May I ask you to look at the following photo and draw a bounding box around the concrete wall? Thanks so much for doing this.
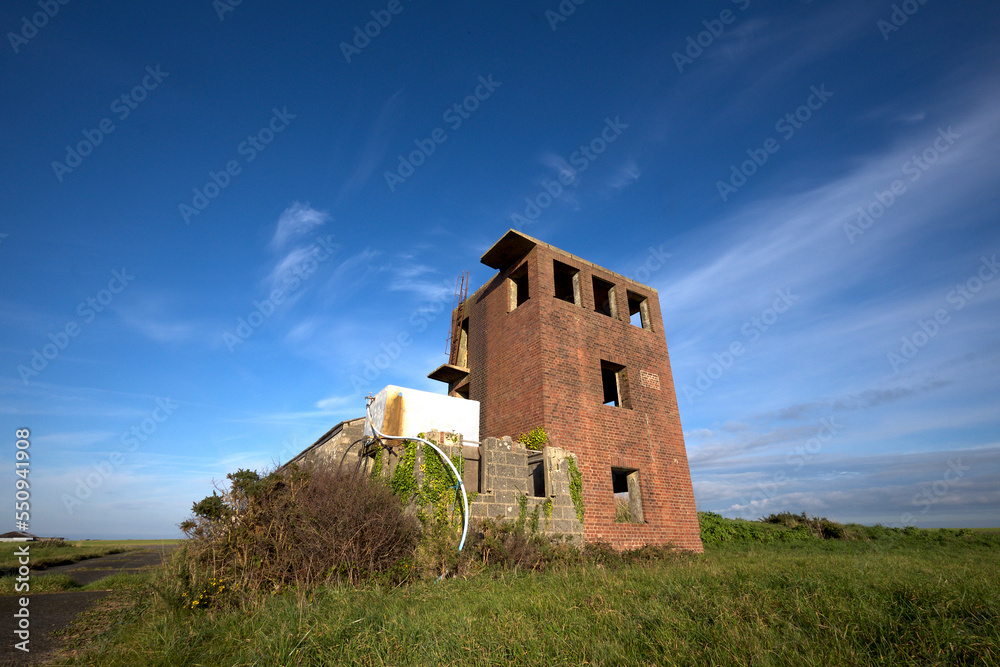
[365,429,584,542]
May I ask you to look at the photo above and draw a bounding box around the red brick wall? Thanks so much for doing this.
[455,243,702,553]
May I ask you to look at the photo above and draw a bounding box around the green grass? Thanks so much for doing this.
[67,540,182,548]
[0,542,135,574]
[0,571,155,596]
[56,531,1000,666]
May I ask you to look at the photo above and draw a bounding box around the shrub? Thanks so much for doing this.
[465,517,546,572]
[34,538,67,548]
[172,467,419,604]
[516,427,548,451]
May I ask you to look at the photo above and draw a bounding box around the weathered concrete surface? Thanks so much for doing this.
[0,591,112,666]
[32,547,172,585]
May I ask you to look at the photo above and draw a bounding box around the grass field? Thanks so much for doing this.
[0,539,180,583]
[67,539,181,548]
[49,524,999,666]
[0,542,129,574]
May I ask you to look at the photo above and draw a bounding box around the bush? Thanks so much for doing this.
[465,517,546,572]
[516,427,548,451]
[172,467,419,604]
[699,512,777,544]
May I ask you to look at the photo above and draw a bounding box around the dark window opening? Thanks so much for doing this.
[463,445,481,493]
[553,260,581,306]
[612,468,644,524]
[601,360,630,408]
[527,455,546,498]
[627,291,651,330]
[593,276,617,318]
[508,264,529,311]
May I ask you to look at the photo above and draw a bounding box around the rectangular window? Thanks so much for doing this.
[526,450,545,498]
[600,360,630,408]
[463,445,481,493]
[593,276,617,318]
[627,291,651,330]
[612,468,644,524]
[508,264,529,311]
[553,260,581,306]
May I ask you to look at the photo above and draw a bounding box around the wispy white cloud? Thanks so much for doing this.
[336,89,404,200]
[387,261,452,301]
[604,160,641,193]
[270,202,330,250]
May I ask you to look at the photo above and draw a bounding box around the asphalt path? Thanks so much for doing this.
[0,546,175,666]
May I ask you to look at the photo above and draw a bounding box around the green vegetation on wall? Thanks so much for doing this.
[370,445,385,481]
[418,443,464,523]
[567,456,584,524]
[390,440,418,501]
[517,426,548,451]
[384,438,466,526]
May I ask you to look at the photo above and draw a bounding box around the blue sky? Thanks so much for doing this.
[2,1,998,538]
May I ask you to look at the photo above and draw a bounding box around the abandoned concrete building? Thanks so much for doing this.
[285,230,703,553]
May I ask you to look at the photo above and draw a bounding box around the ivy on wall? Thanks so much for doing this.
[380,437,467,526]
[567,456,585,524]
[390,440,418,501]
[370,445,385,481]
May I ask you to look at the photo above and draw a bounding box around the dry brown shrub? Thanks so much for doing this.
[179,467,418,596]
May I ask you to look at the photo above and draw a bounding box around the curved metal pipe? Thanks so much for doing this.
[365,400,470,552]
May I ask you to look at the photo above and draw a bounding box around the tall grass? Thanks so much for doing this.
[58,521,999,666]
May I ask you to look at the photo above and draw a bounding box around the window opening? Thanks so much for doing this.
[553,260,581,306]
[508,264,529,311]
[612,468,644,523]
[593,276,617,318]
[600,360,630,408]
[627,291,651,330]
[527,451,546,498]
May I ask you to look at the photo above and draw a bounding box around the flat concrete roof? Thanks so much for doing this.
[478,229,659,293]
[480,229,538,269]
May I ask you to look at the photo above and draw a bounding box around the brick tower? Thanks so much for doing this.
[429,230,702,552]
